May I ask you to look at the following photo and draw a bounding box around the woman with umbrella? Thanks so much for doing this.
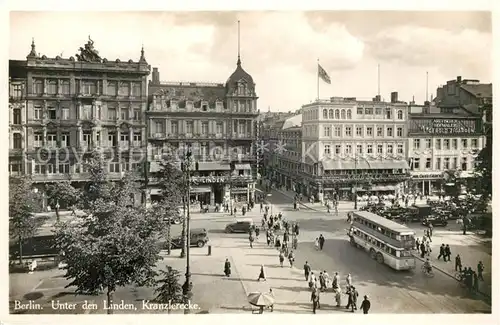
[224,258,231,277]
[257,264,267,281]
[247,290,274,314]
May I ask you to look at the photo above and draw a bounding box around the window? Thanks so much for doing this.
[133,109,141,121]
[108,133,116,146]
[341,110,346,119]
[413,139,420,149]
[436,139,441,150]
[425,158,431,169]
[452,157,458,169]
[397,144,403,154]
[329,109,334,119]
[345,145,352,154]
[357,144,363,154]
[323,109,328,119]
[436,158,441,170]
[216,122,223,134]
[444,139,450,150]
[323,126,331,137]
[334,126,341,137]
[365,107,373,115]
[461,157,468,170]
[47,80,57,95]
[387,144,393,154]
[335,145,341,154]
[376,127,383,137]
[132,83,141,96]
[375,108,382,115]
[385,108,392,119]
[356,126,363,137]
[425,139,431,149]
[452,139,458,150]
[118,82,130,96]
[367,127,373,136]
[34,134,42,148]
[387,127,393,137]
[413,158,420,170]
[172,121,179,134]
[120,108,129,120]
[34,106,42,120]
[335,110,340,119]
[109,162,120,173]
[83,133,91,147]
[13,133,22,149]
[48,107,56,120]
[357,107,363,115]
[61,107,69,120]
[47,164,57,174]
[471,139,478,148]
[377,144,383,154]
[187,121,194,134]
[9,161,22,175]
[443,157,450,170]
[82,81,97,95]
[107,81,117,96]
[120,134,129,147]
[61,80,70,94]
[461,139,468,149]
[397,110,403,120]
[12,108,22,124]
[155,121,164,133]
[34,163,46,174]
[34,79,43,94]
[133,133,142,146]
[202,122,209,135]
[396,127,403,137]
[11,84,23,99]
[347,109,352,119]
[367,144,373,154]
[324,145,331,155]
[108,107,116,120]
[345,127,352,137]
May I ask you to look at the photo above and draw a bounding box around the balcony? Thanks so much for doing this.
[149,133,166,140]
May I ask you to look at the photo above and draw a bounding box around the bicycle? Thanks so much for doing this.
[421,264,435,277]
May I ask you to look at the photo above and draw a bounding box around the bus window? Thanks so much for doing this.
[401,251,411,257]
[395,250,400,257]
[391,248,397,256]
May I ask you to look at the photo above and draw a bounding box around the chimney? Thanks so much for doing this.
[457,76,462,83]
[390,91,398,103]
[373,95,381,102]
[152,67,160,84]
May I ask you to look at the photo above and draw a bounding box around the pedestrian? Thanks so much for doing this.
[260,202,263,213]
[308,272,316,288]
[437,244,445,260]
[346,273,352,287]
[420,242,426,258]
[465,267,473,292]
[311,287,320,313]
[350,286,359,312]
[425,241,431,257]
[279,251,285,267]
[266,231,271,246]
[255,227,260,239]
[473,271,479,292]
[288,250,295,267]
[319,272,326,291]
[333,272,339,289]
[428,223,433,237]
[455,254,462,272]
[314,238,320,250]
[360,295,371,314]
[295,223,300,236]
[283,231,289,244]
[249,233,254,248]
[444,244,451,262]
[477,261,484,281]
[275,237,281,250]
[345,286,354,311]
[415,238,420,251]
[257,265,266,281]
[224,258,231,277]
[292,236,298,250]
[304,261,311,281]
[334,287,342,307]
[318,234,325,250]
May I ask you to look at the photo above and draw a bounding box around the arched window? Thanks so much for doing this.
[329,109,334,119]
[347,109,352,119]
[323,109,328,119]
[397,110,403,120]
[341,109,346,119]
[335,109,340,119]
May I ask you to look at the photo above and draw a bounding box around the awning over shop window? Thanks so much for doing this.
[190,185,212,193]
[235,163,252,170]
[371,185,397,191]
[322,159,409,170]
[198,162,230,171]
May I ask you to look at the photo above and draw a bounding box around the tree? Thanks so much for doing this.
[9,176,44,264]
[154,265,183,313]
[45,181,82,222]
[55,151,166,313]
[473,141,492,201]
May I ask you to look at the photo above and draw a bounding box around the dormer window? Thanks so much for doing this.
[201,101,208,112]
[186,100,193,110]
[238,82,246,95]
[170,99,178,109]
[215,101,223,111]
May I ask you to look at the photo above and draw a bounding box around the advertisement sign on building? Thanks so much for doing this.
[409,118,481,135]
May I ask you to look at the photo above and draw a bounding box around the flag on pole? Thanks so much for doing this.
[318,64,331,84]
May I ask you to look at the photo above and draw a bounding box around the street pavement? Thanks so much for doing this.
[9,190,492,314]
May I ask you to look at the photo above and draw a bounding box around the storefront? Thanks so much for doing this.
[409,171,444,196]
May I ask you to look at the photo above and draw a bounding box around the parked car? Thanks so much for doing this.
[422,215,448,227]
[170,228,209,248]
[225,219,254,233]
[162,207,184,224]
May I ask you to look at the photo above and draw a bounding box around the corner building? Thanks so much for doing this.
[301,94,410,201]
[8,39,150,204]
[147,57,259,206]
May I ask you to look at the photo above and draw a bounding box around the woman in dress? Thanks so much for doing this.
[314,238,320,250]
[257,265,267,281]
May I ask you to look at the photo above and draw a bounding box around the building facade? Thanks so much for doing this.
[146,57,259,206]
[300,94,410,201]
[8,38,150,203]
[274,124,302,192]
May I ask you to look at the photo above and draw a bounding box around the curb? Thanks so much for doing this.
[412,253,491,300]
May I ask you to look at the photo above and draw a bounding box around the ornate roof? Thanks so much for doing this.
[226,56,255,93]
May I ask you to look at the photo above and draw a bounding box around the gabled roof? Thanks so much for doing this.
[460,83,492,98]
[282,114,302,130]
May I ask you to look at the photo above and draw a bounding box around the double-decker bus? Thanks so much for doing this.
[347,211,416,270]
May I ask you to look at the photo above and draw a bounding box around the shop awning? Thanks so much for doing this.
[150,188,162,195]
[322,159,409,170]
[235,163,252,170]
[197,162,230,171]
[191,185,212,193]
[371,185,397,191]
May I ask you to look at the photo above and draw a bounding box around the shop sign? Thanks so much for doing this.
[411,173,443,180]
[190,176,227,184]
[412,118,479,135]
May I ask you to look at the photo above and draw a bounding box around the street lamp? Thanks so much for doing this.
[181,146,193,313]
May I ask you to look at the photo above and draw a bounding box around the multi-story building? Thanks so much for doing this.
[146,56,259,206]
[300,93,410,201]
[274,116,302,192]
[8,38,150,203]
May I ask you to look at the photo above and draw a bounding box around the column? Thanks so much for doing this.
[428,180,432,196]
[77,125,82,147]
[42,126,47,146]
[247,185,250,202]
[421,180,425,195]
[210,189,215,206]
[43,79,47,95]
[56,127,61,148]
[116,127,121,148]
[129,81,133,97]
[56,79,61,95]
[117,102,121,121]
[129,127,134,148]
[92,127,98,148]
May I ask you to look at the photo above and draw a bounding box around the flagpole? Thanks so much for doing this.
[317,58,319,100]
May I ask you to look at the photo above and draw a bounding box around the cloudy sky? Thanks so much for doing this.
[9,11,492,112]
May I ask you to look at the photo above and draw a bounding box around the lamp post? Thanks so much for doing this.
[182,146,193,313]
